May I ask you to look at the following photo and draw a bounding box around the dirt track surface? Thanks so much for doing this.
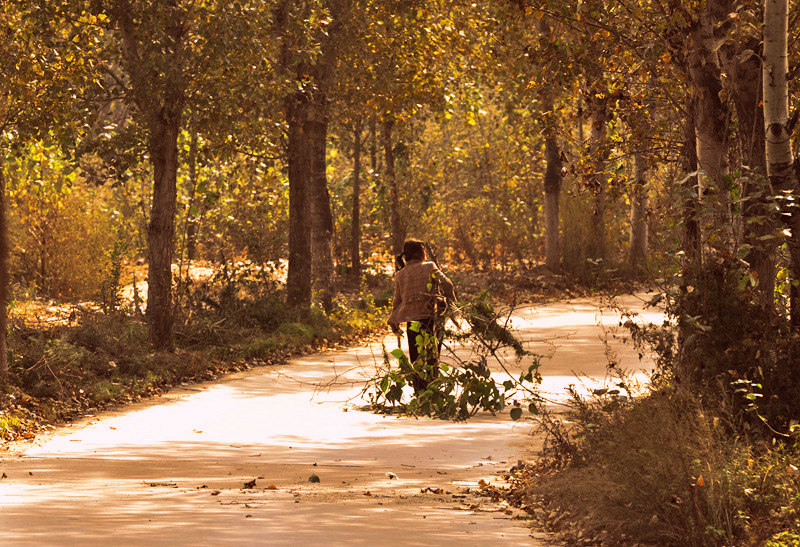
[0,294,660,545]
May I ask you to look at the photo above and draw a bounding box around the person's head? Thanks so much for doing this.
[402,239,425,261]
[395,239,425,271]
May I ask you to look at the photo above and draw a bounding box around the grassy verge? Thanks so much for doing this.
[498,386,800,546]
[1,285,387,443]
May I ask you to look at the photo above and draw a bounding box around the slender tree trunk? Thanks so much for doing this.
[146,114,181,350]
[285,91,312,309]
[543,135,562,273]
[686,5,731,243]
[682,98,701,263]
[763,0,800,326]
[370,117,378,178]
[0,159,8,386]
[587,91,608,260]
[383,119,404,255]
[351,120,362,284]
[308,105,334,312]
[725,43,775,307]
[112,1,185,349]
[629,151,649,269]
[185,130,200,262]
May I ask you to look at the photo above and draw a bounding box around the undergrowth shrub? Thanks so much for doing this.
[3,260,387,430]
[522,254,800,545]
[531,385,800,546]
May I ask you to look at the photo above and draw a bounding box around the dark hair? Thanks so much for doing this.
[395,239,426,271]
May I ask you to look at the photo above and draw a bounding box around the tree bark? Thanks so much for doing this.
[146,114,181,349]
[726,43,775,307]
[351,120,362,284]
[383,118,405,255]
[307,106,334,312]
[682,99,701,264]
[185,130,199,262]
[285,91,313,309]
[0,158,8,386]
[586,91,609,261]
[543,135,562,274]
[112,0,185,350]
[763,0,800,326]
[370,117,378,178]
[686,4,731,243]
[629,151,649,269]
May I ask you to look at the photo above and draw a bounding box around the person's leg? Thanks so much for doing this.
[407,319,436,393]
[407,322,420,363]
[420,316,440,379]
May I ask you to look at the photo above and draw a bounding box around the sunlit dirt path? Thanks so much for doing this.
[0,293,661,546]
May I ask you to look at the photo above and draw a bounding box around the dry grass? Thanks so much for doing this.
[506,388,800,546]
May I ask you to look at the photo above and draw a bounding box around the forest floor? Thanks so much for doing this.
[0,293,662,545]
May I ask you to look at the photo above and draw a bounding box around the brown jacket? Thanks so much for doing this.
[388,259,456,324]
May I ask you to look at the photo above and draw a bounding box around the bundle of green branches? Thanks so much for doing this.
[366,291,541,421]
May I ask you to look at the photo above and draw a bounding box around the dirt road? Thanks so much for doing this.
[0,294,660,545]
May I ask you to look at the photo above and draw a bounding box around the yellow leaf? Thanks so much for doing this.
[696,475,705,487]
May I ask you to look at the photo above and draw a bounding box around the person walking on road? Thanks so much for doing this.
[388,239,456,393]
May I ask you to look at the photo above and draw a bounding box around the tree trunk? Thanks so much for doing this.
[686,5,731,242]
[307,106,334,312]
[146,114,181,350]
[351,120,362,284]
[370,117,378,179]
[763,0,800,326]
[285,91,313,309]
[587,91,608,261]
[383,119,404,255]
[111,0,185,350]
[185,130,200,262]
[0,158,8,386]
[682,98,701,263]
[629,151,649,269]
[543,135,562,274]
[726,43,775,307]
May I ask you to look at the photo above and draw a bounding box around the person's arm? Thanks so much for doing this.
[388,276,403,334]
[433,267,456,302]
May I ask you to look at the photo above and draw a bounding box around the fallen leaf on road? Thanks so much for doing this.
[363,491,372,496]
[386,472,397,480]
[420,487,443,494]
[266,484,278,490]
[211,490,221,496]
[308,474,320,483]
[243,479,257,489]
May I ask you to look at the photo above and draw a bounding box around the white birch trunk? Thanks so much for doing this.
[763,0,800,325]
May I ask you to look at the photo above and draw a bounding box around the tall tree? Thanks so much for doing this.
[763,0,800,325]
[68,0,267,349]
[350,119,364,283]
